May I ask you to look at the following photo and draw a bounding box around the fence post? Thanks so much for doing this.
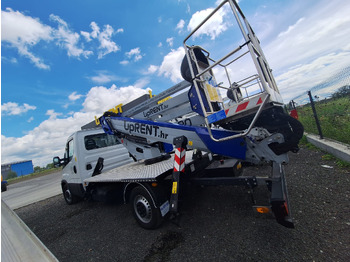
[307,91,323,139]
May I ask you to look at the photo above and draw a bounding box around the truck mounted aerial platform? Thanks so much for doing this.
[56,0,303,229]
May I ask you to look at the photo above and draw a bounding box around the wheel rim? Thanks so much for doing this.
[134,195,152,224]
[64,189,72,203]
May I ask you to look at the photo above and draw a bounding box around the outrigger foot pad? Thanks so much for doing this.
[271,201,295,229]
[169,213,182,227]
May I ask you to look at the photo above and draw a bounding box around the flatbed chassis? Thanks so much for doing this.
[83,150,292,229]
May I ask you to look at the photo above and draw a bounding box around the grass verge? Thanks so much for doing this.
[7,168,62,185]
[297,96,350,145]
[299,135,350,168]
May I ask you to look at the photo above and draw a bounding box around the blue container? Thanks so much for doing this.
[10,161,34,177]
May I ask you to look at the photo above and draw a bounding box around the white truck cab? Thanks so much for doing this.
[54,127,131,204]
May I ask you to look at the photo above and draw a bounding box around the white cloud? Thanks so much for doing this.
[46,109,62,119]
[1,83,152,166]
[50,14,94,58]
[125,47,142,61]
[88,71,121,84]
[158,47,185,83]
[254,0,350,103]
[1,8,52,44]
[68,92,83,101]
[2,56,18,64]
[71,21,121,59]
[11,57,18,64]
[166,37,174,47]
[264,0,350,73]
[1,8,123,68]
[82,84,150,113]
[98,25,120,58]
[2,102,37,116]
[80,31,92,42]
[1,112,94,167]
[134,78,150,89]
[86,22,120,59]
[158,42,163,48]
[120,60,129,65]
[90,22,100,38]
[176,19,185,32]
[276,51,350,102]
[27,116,34,123]
[147,65,159,74]
[1,8,53,69]
[187,6,229,40]
[277,18,305,38]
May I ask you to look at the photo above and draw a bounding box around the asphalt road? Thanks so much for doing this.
[15,147,350,261]
[2,171,62,209]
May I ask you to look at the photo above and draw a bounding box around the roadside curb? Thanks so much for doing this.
[306,133,350,163]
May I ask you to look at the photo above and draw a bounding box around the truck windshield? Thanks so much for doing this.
[84,133,120,151]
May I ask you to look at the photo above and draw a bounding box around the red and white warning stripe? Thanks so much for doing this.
[174,148,186,172]
[224,93,267,119]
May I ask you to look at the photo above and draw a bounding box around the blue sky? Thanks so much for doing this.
[2,0,350,166]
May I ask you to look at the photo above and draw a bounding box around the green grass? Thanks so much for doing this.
[321,153,350,168]
[299,135,350,168]
[6,167,61,185]
[297,96,350,144]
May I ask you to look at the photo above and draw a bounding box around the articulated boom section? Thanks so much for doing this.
[98,0,303,228]
[98,0,303,162]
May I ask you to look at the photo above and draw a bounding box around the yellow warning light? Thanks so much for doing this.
[188,141,193,146]
[151,182,158,187]
[237,162,242,169]
[255,206,270,214]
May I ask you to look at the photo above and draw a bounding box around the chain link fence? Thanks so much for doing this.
[286,66,350,145]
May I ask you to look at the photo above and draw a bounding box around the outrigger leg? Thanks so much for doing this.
[169,136,188,214]
[270,162,295,228]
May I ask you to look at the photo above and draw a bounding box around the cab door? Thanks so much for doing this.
[62,138,80,184]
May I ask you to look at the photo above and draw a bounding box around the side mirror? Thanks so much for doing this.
[53,156,63,167]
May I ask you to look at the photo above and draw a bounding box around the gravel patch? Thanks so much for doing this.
[16,146,350,261]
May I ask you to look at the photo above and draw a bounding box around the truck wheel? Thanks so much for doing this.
[63,184,79,205]
[130,186,162,229]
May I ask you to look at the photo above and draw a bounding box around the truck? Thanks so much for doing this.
[54,127,132,204]
[54,0,303,229]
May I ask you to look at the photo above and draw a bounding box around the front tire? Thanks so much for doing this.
[62,184,79,205]
[130,186,162,229]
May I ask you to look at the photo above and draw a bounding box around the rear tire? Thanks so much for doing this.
[130,186,162,229]
[62,184,79,205]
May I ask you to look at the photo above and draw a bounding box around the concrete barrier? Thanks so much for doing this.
[1,200,58,261]
[306,133,350,163]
